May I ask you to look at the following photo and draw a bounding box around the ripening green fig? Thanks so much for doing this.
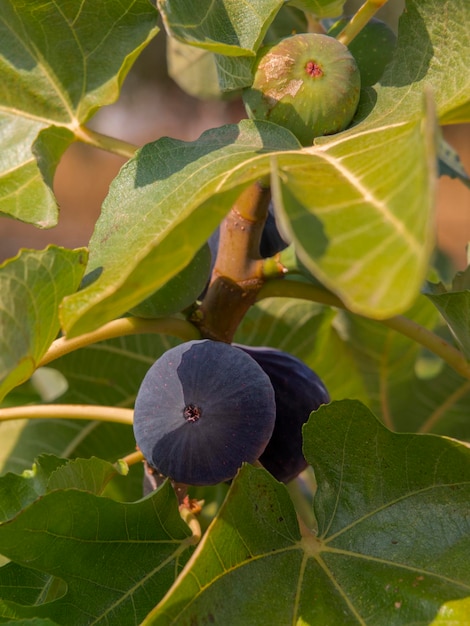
[243,33,361,146]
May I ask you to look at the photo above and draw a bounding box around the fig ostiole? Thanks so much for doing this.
[133,339,276,486]
[243,33,361,146]
[237,345,330,483]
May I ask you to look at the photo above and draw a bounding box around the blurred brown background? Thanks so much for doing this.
[1,9,469,272]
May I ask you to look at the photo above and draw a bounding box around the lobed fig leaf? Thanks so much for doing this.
[133,340,276,486]
[243,33,360,145]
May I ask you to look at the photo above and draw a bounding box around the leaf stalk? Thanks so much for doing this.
[0,404,134,424]
[40,317,200,367]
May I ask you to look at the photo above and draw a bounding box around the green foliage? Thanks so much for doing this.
[0,0,159,225]
[143,401,470,624]
[1,0,470,624]
[0,247,87,402]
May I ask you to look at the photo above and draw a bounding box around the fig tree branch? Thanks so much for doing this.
[196,181,271,342]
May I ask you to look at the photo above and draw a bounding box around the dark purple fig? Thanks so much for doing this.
[133,339,276,486]
[237,345,330,483]
[260,202,289,258]
[243,33,361,145]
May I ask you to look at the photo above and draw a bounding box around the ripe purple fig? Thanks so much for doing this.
[243,33,361,145]
[237,345,330,482]
[133,340,276,486]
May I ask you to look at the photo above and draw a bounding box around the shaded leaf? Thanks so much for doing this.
[0,246,88,402]
[425,267,470,359]
[0,0,159,225]
[129,244,211,318]
[214,53,255,92]
[60,120,300,337]
[157,0,283,55]
[351,0,470,130]
[166,39,223,99]
[0,481,192,625]
[145,400,470,624]
[0,455,123,523]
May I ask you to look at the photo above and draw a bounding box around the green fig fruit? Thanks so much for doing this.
[243,33,361,146]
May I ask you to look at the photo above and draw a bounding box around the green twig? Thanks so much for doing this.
[74,125,139,159]
[39,317,200,367]
[335,0,390,46]
[257,279,470,381]
[0,404,133,424]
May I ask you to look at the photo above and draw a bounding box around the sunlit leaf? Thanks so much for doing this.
[0,0,159,225]
[60,120,300,337]
[272,99,437,318]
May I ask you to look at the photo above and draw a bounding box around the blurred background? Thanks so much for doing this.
[1,1,469,271]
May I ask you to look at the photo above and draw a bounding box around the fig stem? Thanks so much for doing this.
[120,450,144,467]
[306,14,326,35]
[258,279,470,382]
[39,317,200,366]
[75,125,139,159]
[335,0,390,47]
[0,404,134,424]
[196,182,271,342]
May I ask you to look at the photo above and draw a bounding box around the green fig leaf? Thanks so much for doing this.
[271,98,437,319]
[355,0,470,129]
[0,455,124,523]
[424,267,470,358]
[157,0,283,55]
[0,246,88,402]
[143,400,470,624]
[0,481,192,624]
[166,39,223,99]
[60,120,300,337]
[0,0,159,226]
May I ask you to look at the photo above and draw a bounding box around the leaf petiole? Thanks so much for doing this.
[335,0,390,47]
[0,404,134,424]
[74,125,139,159]
[40,317,200,367]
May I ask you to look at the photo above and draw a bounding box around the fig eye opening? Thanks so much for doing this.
[183,403,201,423]
[305,60,323,77]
